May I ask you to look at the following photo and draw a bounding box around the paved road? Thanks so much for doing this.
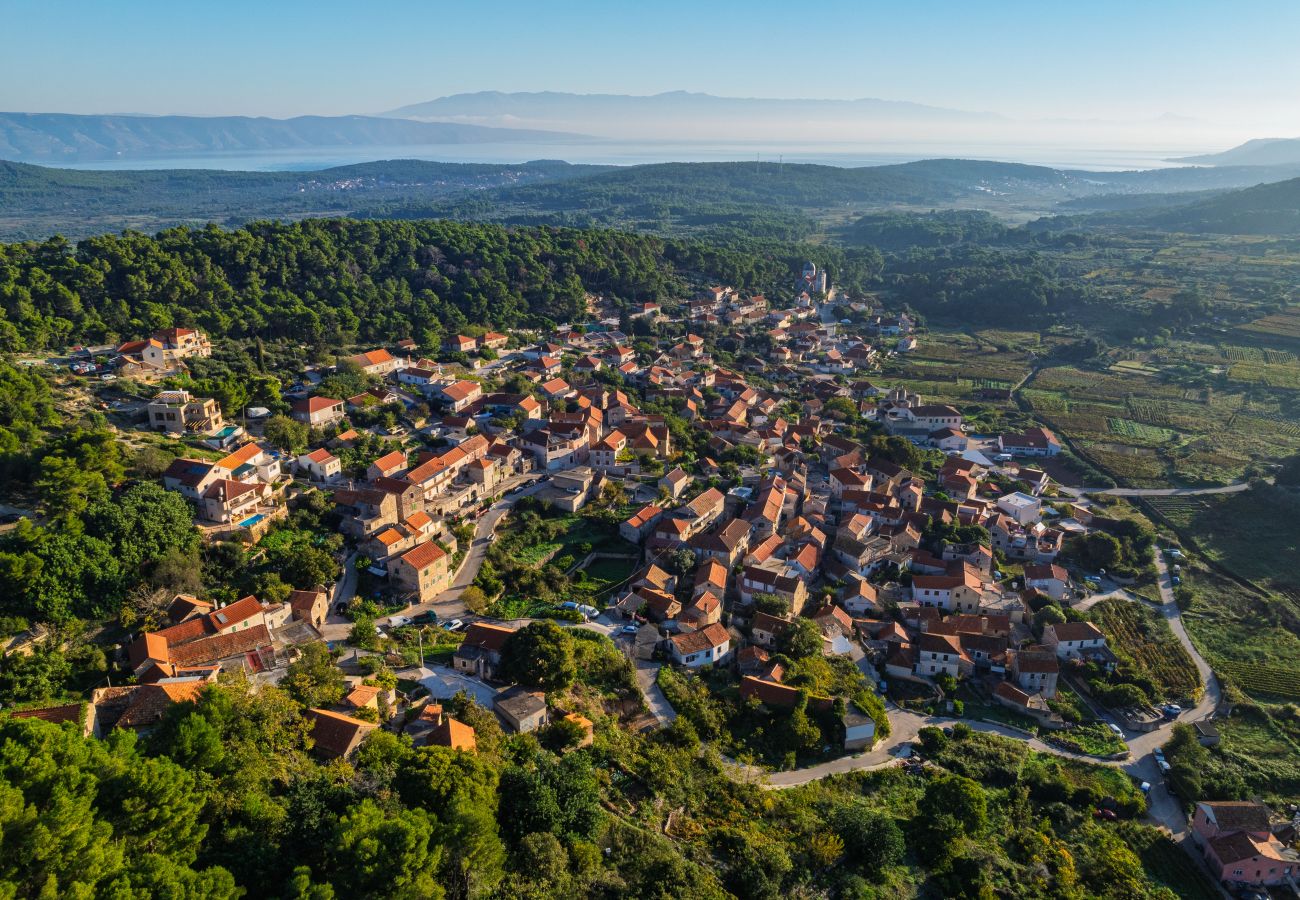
[634,661,677,725]
[431,472,546,617]
[320,551,360,642]
[392,472,547,623]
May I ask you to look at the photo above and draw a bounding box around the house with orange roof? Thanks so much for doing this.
[367,449,408,481]
[349,347,403,376]
[436,379,482,413]
[288,589,328,629]
[619,503,664,544]
[443,334,479,354]
[297,447,342,483]
[290,396,345,427]
[540,377,572,400]
[915,632,972,679]
[453,622,516,680]
[391,540,451,602]
[668,622,731,668]
[200,478,270,525]
[480,331,509,350]
[590,429,629,472]
[428,716,477,752]
[308,708,376,760]
[214,441,281,484]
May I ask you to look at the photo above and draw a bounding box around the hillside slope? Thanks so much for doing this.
[0,159,610,240]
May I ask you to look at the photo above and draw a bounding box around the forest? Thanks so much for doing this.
[0,681,1198,900]
[0,219,880,351]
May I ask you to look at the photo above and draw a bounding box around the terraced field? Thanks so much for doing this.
[1090,597,1202,702]
[1216,660,1300,701]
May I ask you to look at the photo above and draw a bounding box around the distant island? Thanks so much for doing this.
[1174,137,1300,167]
[0,112,586,163]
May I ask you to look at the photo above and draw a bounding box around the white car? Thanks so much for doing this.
[384,615,412,628]
[445,619,465,632]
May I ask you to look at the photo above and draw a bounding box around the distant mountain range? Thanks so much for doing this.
[1176,138,1300,167]
[382,90,1001,140]
[0,112,585,163]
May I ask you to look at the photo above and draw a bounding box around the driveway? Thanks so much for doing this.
[634,660,677,725]
[401,663,499,707]
[401,472,547,622]
[320,551,359,642]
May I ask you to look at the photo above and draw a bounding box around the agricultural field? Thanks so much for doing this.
[1019,353,1300,486]
[1178,567,1300,691]
[1215,660,1300,701]
[1154,486,1300,597]
[1106,417,1176,445]
[1089,597,1202,702]
[1208,706,1300,807]
[1238,308,1300,345]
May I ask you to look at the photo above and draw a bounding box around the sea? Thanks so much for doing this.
[52,139,1211,174]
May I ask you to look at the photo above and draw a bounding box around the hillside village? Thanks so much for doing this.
[9,272,1297,897]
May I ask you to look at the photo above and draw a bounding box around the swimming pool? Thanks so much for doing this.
[237,513,266,528]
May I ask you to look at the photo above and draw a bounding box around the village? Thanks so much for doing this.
[12,263,1298,895]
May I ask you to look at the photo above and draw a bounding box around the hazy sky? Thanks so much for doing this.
[3,0,1298,132]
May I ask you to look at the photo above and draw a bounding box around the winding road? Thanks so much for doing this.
[693,550,1222,840]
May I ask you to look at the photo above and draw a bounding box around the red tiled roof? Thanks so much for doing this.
[168,624,271,667]
[400,540,447,570]
[669,622,730,654]
[308,708,376,759]
[293,396,342,413]
[459,622,514,653]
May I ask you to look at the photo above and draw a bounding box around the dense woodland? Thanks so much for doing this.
[0,680,1195,900]
[0,219,879,351]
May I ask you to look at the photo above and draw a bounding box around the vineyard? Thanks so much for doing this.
[1107,417,1177,444]
[1143,495,1221,529]
[1090,598,1202,701]
[1216,660,1300,701]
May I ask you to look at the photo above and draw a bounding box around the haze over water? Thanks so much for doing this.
[58,139,1210,173]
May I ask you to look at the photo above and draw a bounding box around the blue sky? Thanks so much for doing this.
[2,0,1297,129]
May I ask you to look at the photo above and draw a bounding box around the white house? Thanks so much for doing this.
[996,491,1042,526]
[668,622,731,668]
[297,448,342,483]
[1043,622,1108,660]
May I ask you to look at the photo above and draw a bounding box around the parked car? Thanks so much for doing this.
[620,624,639,635]
[410,610,438,626]
[385,615,412,628]
[1162,703,1182,718]
[445,619,465,632]
[1107,723,1124,736]
[1093,808,1118,821]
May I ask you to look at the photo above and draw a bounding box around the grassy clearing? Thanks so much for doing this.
[1168,486,1300,596]
[1179,567,1300,685]
[1049,723,1128,757]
